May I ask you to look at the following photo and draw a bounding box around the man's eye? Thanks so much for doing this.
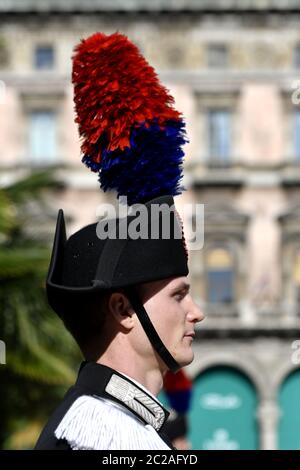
[174,293,184,301]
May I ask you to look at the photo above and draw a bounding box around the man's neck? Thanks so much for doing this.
[95,356,164,397]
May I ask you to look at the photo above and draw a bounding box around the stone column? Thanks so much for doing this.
[257,400,280,450]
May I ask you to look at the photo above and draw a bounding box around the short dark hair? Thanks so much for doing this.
[59,286,140,354]
[60,291,111,352]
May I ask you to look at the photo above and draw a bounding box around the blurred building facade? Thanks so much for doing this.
[1,0,300,449]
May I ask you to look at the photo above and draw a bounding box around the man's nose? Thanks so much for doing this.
[187,297,205,323]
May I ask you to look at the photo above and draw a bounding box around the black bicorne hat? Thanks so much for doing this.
[47,194,188,309]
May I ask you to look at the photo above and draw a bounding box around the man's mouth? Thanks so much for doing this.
[184,331,195,339]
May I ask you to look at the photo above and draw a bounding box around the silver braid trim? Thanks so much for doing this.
[105,374,165,431]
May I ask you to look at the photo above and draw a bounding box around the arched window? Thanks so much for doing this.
[190,366,258,450]
[278,369,300,449]
[206,246,234,303]
[293,110,300,160]
[293,247,300,302]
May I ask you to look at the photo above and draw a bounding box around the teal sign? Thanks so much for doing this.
[189,367,258,450]
[279,369,300,450]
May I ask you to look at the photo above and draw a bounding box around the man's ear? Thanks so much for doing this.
[108,292,135,330]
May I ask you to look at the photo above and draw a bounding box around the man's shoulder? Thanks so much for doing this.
[34,391,142,450]
[34,386,80,450]
[54,394,144,450]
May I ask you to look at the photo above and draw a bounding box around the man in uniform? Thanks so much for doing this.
[35,31,204,451]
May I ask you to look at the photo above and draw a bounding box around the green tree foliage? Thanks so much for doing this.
[0,171,81,449]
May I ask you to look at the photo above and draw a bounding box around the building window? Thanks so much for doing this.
[28,110,57,165]
[34,45,54,70]
[293,247,300,302]
[206,44,228,68]
[166,46,183,67]
[294,45,300,69]
[207,109,231,163]
[293,111,300,160]
[206,246,234,303]
[0,36,9,68]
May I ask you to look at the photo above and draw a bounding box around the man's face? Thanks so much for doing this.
[135,276,205,369]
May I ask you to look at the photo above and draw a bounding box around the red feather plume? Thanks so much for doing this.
[72,32,181,164]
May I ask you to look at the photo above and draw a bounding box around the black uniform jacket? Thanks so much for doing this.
[34,361,173,450]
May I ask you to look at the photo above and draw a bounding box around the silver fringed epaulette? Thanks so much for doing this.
[54,372,170,450]
[105,373,166,431]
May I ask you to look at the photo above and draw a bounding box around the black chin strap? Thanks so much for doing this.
[126,287,180,373]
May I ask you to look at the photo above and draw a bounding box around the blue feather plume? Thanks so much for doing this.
[82,119,188,205]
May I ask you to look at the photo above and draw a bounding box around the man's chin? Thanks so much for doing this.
[178,349,194,367]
